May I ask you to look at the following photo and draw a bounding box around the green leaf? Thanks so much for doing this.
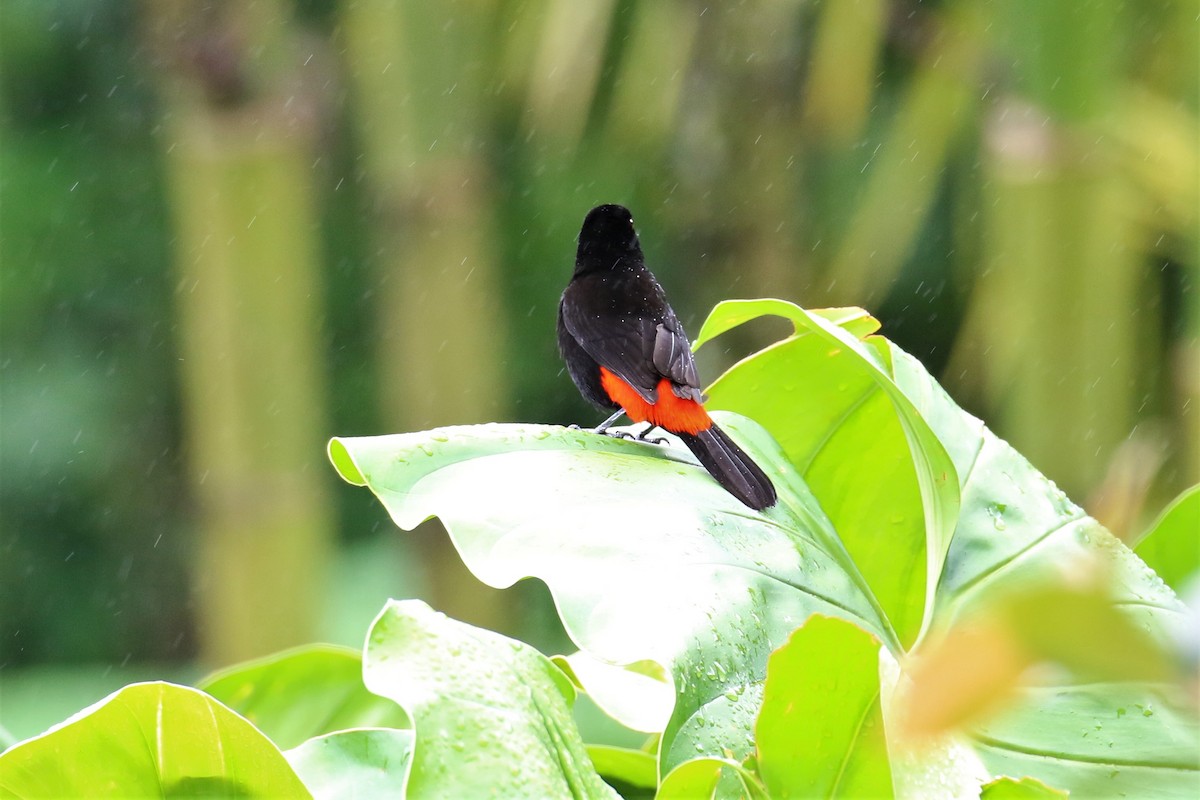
[692,302,881,349]
[199,644,409,750]
[285,728,414,800]
[553,652,673,734]
[1135,484,1200,591]
[706,304,1195,795]
[755,615,892,799]
[970,684,1199,799]
[361,599,618,799]
[875,340,1198,796]
[896,581,1178,748]
[702,302,1196,795]
[700,298,960,649]
[584,745,657,791]
[0,682,308,798]
[329,416,888,777]
[980,776,1069,799]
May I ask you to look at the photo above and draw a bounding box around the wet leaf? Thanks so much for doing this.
[657,756,767,800]
[361,600,617,799]
[329,413,887,777]
[701,298,959,649]
[285,728,414,800]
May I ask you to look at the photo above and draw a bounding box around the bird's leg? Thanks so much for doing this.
[594,409,632,438]
[635,423,668,445]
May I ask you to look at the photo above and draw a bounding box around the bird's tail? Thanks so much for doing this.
[679,425,777,511]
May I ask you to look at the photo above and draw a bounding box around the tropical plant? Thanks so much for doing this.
[2,300,1196,798]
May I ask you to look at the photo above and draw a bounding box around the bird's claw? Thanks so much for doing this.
[575,413,660,441]
[634,424,667,445]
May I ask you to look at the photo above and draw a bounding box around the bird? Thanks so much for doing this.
[557,204,777,511]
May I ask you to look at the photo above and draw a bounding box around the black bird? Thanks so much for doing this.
[557,204,777,510]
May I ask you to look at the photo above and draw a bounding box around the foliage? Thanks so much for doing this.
[0,682,308,798]
[197,644,409,749]
[2,300,1195,798]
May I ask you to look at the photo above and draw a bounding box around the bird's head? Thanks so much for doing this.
[576,204,642,270]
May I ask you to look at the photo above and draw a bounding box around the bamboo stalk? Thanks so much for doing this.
[802,0,887,146]
[159,30,334,663]
[824,6,983,306]
[522,0,616,146]
[603,0,699,149]
[339,0,513,632]
[974,0,1142,499]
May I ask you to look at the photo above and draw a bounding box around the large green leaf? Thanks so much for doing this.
[698,299,959,649]
[755,615,892,798]
[880,340,1196,797]
[0,682,308,798]
[199,644,409,750]
[329,414,889,777]
[699,300,1196,796]
[361,599,617,799]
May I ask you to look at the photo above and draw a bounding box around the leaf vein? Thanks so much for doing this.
[971,734,1200,772]
[827,691,881,798]
[952,512,1089,599]
[795,385,878,477]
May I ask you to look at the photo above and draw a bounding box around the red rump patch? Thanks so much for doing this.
[599,367,712,435]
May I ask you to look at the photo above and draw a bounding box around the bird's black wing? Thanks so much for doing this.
[560,286,704,405]
[652,307,704,403]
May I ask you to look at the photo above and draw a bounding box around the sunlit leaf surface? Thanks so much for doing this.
[0,682,308,798]
[700,299,959,649]
[553,652,673,734]
[330,414,887,775]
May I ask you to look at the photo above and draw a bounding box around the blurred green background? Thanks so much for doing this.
[1,0,1196,743]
